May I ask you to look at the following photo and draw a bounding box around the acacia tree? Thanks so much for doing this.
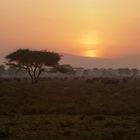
[51,64,75,74]
[5,49,61,83]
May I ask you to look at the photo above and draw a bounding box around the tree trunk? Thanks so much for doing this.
[27,67,43,84]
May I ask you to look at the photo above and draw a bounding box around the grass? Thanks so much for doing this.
[0,78,139,139]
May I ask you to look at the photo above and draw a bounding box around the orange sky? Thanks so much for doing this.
[0,0,140,58]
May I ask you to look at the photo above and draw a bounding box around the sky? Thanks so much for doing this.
[0,0,140,58]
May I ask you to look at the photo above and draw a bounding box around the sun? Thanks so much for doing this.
[79,31,102,57]
[85,50,97,57]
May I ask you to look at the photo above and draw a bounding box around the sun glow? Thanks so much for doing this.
[80,32,101,46]
[81,37,100,46]
[84,50,97,57]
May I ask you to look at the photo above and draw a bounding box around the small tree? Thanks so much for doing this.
[5,49,61,83]
[51,64,75,74]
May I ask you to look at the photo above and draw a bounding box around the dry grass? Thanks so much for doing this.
[0,78,139,139]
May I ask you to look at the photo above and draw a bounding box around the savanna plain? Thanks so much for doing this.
[0,78,140,140]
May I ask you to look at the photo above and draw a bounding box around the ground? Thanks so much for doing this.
[0,78,140,140]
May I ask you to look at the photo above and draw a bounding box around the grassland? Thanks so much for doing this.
[0,78,140,140]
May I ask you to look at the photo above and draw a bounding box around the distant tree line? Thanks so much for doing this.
[0,49,139,84]
[0,65,140,78]
[82,68,140,78]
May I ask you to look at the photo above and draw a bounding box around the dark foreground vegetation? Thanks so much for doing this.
[0,78,140,140]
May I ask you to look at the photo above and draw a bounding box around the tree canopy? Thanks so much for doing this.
[51,64,75,74]
[6,49,61,83]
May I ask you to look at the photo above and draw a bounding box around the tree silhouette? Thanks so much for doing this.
[6,49,61,83]
[51,64,75,74]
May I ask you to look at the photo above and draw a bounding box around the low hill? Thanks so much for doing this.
[60,54,140,68]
